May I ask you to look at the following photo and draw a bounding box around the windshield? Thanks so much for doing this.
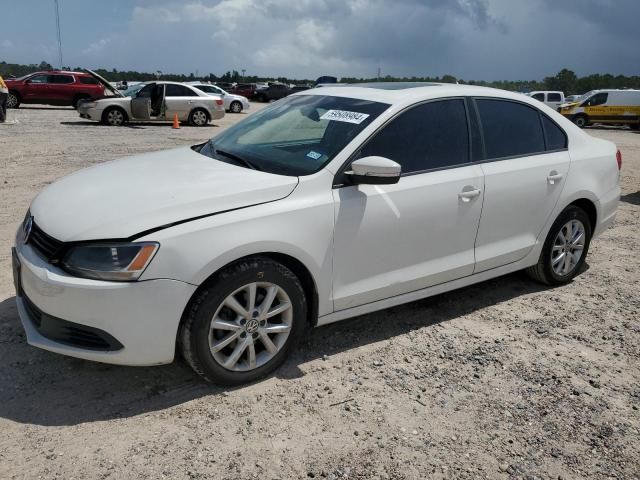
[199,95,389,176]
[576,90,596,103]
[123,83,145,97]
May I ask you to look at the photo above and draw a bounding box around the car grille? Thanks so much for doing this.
[21,293,124,351]
[27,219,66,263]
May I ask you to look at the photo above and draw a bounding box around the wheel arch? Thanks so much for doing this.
[568,197,597,231]
[177,252,320,347]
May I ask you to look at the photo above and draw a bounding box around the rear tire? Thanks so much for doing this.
[189,108,209,126]
[6,92,20,109]
[179,257,307,385]
[573,114,588,128]
[526,205,592,286]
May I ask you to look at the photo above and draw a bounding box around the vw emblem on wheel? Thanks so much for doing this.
[22,215,33,244]
[245,318,259,334]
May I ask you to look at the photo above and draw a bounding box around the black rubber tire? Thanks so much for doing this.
[573,114,588,128]
[179,257,307,385]
[526,205,592,286]
[101,106,128,126]
[72,95,90,109]
[229,101,242,113]
[188,108,209,126]
[7,91,20,109]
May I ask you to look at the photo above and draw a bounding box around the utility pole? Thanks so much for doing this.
[242,69,246,82]
[377,66,381,81]
[54,0,63,69]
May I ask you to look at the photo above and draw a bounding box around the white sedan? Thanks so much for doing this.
[13,83,620,384]
[77,71,225,126]
[189,83,250,113]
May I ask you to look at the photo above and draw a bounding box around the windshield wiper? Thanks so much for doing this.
[215,148,261,171]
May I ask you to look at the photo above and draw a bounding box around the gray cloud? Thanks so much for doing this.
[2,0,639,80]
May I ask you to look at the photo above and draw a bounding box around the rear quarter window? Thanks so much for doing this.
[541,115,567,151]
[476,99,546,159]
[79,77,99,85]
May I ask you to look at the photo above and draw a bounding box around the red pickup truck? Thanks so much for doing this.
[5,70,105,109]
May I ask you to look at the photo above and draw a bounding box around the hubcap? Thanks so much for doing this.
[7,94,17,108]
[193,111,207,125]
[551,219,585,276]
[107,110,123,125]
[231,102,241,113]
[209,282,293,372]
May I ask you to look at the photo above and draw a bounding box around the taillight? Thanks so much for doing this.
[616,149,622,170]
[215,99,224,106]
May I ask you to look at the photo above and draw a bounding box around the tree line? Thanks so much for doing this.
[1,61,639,94]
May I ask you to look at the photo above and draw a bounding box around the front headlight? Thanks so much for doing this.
[62,242,159,281]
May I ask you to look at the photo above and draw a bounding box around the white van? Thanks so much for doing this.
[559,89,640,129]
[528,91,565,110]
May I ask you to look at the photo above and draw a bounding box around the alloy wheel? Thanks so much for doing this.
[230,102,242,113]
[551,219,585,276]
[6,94,18,108]
[209,282,293,372]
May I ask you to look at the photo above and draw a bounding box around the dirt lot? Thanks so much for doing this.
[0,105,638,480]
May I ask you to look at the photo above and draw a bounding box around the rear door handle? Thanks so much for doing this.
[458,187,481,202]
[547,171,564,185]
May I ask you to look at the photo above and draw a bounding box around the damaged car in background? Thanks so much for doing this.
[77,70,225,126]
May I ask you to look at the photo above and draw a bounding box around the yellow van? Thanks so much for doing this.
[559,89,640,130]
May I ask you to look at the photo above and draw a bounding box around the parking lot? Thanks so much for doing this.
[0,106,638,479]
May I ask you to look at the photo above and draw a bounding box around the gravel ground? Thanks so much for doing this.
[0,105,638,480]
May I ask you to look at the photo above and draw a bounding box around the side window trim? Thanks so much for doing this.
[471,96,567,164]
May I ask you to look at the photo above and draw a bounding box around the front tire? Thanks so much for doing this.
[72,95,90,109]
[6,92,20,108]
[179,257,307,385]
[573,114,588,128]
[102,106,127,126]
[526,205,592,285]
[189,108,209,126]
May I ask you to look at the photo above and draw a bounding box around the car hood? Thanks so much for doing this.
[30,146,299,241]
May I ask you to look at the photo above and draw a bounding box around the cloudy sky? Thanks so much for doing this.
[1,0,639,80]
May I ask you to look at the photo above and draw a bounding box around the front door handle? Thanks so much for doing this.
[458,187,481,202]
[547,171,564,185]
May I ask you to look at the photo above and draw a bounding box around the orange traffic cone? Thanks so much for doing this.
[172,113,180,129]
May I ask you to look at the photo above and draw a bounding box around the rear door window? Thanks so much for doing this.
[165,84,194,97]
[476,99,545,159]
[50,75,74,84]
[547,93,562,102]
[360,99,469,174]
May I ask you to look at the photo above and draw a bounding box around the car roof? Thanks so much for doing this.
[297,82,535,105]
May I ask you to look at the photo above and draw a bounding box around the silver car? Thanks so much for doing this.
[77,71,225,127]
[188,83,250,113]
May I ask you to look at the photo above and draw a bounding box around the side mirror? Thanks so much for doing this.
[346,156,401,185]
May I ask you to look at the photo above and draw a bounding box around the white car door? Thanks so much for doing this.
[164,84,194,120]
[332,99,484,311]
[472,98,570,272]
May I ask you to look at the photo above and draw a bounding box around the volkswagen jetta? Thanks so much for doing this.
[12,83,620,384]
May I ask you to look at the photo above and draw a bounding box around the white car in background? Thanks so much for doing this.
[188,82,250,113]
[77,71,225,126]
[13,83,620,385]
[528,90,565,110]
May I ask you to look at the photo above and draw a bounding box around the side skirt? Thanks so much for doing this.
[316,256,537,327]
